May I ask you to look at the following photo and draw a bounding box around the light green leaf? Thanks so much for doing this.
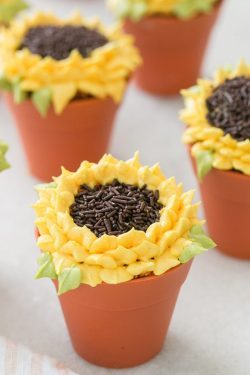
[116,0,130,18]
[0,0,28,23]
[32,88,52,117]
[13,81,27,104]
[35,181,57,191]
[179,243,207,263]
[35,252,57,279]
[0,141,10,172]
[193,234,216,249]
[196,150,214,182]
[0,77,12,91]
[131,1,147,20]
[190,224,205,236]
[58,267,82,295]
[173,0,215,19]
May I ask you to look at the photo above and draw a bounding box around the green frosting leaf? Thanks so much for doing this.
[0,141,10,172]
[195,150,214,182]
[179,225,215,263]
[174,0,216,19]
[0,0,28,23]
[113,0,147,20]
[13,80,27,104]
[179,243,206,263]
[35,181,57,190]
[32,88,52,117]
[0,77,12,91]
[58,267,82,295]
[35,252,57,280]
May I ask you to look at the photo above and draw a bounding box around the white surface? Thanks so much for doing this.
[0,1,250,374]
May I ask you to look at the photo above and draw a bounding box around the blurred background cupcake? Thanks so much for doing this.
[108,0,223,95]
[181,60,250,259]
[0,12,141,181]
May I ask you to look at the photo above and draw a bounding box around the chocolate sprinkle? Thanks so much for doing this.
[206,76,250,141]
[20,25,109,60]
[70,180,163,237]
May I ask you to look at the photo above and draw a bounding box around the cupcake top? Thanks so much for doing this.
[0,140,10,172]
[108,0,218,21]
[33,153,214,294]
[181,61,250,180]
[0,0,27,24]
[0,12,141,114]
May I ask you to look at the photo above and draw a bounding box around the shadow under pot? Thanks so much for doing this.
[123,1,222,95]
[189,150,250,260]
[5,94,119,182]
[53,261,192,369]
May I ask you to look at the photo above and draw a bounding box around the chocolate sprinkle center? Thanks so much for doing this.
[206,76,250,141]
[20,25,109,60]
[70,180,163,237]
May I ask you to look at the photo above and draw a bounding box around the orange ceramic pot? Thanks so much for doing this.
[5,94,119,181]
[190,152,250,259]
[53,261,192,368]
[124,2,222,95]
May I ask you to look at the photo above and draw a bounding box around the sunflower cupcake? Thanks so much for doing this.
[33,153,214,368]
[0,12,141,181]
[0,0,27,26]
[181,61,250,259]
[108,0,222,94]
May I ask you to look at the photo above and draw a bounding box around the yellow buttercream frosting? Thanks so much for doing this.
[181,61,250,176]
[33,153,206,288]
[0,12,141,113]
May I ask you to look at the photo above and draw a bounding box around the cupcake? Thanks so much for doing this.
[0,139,9,171]
[181,61,250,259]
[0,12,141,181]
[0,0,27,26]
[33,153,214,368]
[108,0,222,94]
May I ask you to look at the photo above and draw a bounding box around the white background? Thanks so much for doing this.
[0,0,250,374]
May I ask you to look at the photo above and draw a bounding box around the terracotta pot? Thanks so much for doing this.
[5,94,119,181]
[53,261,192,368]
[124,1,222,95]
[189,150,250,259]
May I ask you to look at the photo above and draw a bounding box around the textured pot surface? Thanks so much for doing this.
[6,94,119,181]
[54,261,192,368]
[124,2,222,95]
[190,151,250,259]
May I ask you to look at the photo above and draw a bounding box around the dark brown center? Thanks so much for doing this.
[70,180,163,237]
[206,76,250,141]
[19,25,109,60]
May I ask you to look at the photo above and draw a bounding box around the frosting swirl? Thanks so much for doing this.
[34,154,215,293]
[0,12,141,114]
[181,61,250,177]
[108,0,218,21]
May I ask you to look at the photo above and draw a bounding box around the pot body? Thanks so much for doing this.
[5,94,119,181]
[124,2,222,95]
[54,261,192,368]
[190,152,250,259]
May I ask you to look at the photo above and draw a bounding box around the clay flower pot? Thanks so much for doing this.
[124,2,222,95]
[190,152,250,260]
[34,154,215,367]
[53,261,191,368]
[5,94,119,181]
